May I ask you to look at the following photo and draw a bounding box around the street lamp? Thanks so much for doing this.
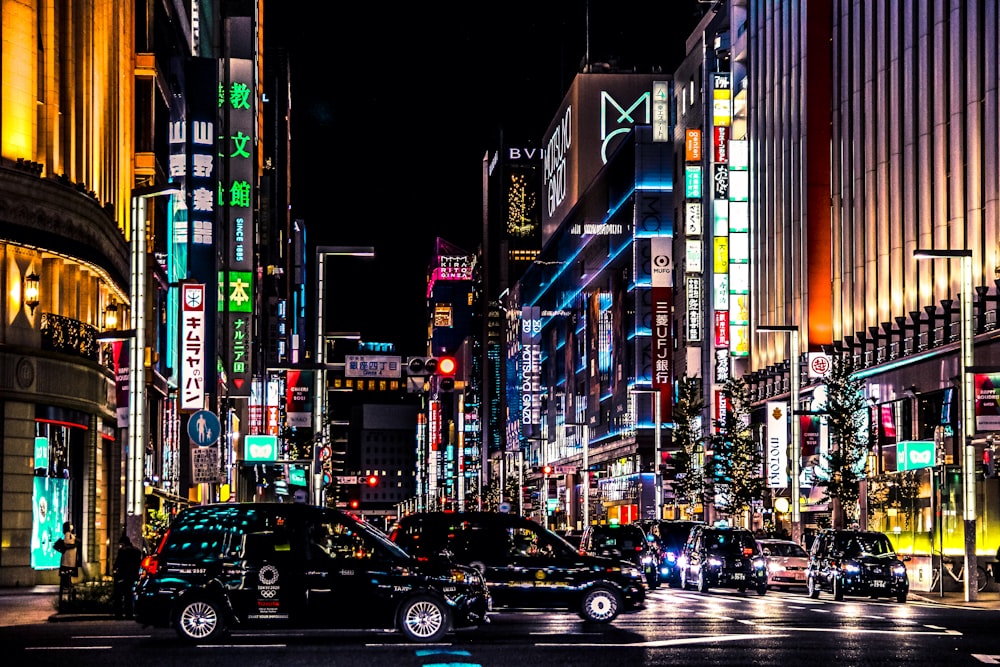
[630,387,663,521]
[564,422,590,530]
[914,247,977,602]
[127,183,179,546]
[756,324,801,545]
[313,246,375,505]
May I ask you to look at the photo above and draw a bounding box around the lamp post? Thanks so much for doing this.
[313,246,375,505]
[630,387,663,521]
[564,422,590,530]
[127,183,179,546]
[914,247,977,602]
[756,324,801,545]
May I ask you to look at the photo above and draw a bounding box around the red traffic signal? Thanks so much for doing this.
[542,465,553,477]
[365,475,379,487]
[437,356,457,376]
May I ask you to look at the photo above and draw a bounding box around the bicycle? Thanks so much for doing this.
[929,556,990,593]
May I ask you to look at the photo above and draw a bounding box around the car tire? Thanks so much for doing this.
[398,594,450,642]
[833,575,844,601]
[579,586,622,623]
[807,574,820,599]
[647,572,660,589]
[756,582,768,596]
[175,598,225,643]
[896,590,908,603]
[697,568,709,593]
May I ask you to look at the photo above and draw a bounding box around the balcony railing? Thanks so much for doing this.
[40,312,99,362]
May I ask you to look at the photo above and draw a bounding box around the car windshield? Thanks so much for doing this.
[706,530,757,554]
[762,542,807,558]
[594,527,645,551]
[835,532,896,557]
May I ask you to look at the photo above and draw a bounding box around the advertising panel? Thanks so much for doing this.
[766,402,790,489]
[285,370,314,428]
[180,283,206,410]
[31,476,68,570]
[651,236,673,420]
[541,73,659,243]
[521,306,542,438]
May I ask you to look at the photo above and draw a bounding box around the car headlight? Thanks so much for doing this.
[708,557,722,568]
[892,563,907,577]
[622,564,643,579]
[666,551,677,563]
[844,561,861,575]
[753,558,766,570]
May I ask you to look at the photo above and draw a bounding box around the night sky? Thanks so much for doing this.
[266,1,711,355]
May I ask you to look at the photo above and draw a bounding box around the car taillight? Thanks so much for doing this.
[140,554,159,576]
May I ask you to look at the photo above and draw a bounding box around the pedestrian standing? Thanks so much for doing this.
[57,521,78,602]
[113,534,143,619]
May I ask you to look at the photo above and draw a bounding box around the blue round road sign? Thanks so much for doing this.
[188,409,221,447]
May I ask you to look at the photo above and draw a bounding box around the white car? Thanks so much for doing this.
[758,538,809,590]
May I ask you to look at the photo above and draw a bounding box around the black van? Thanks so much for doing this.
[389,511,646,623]
[677,523,768,595]
[806,528,909,602]
[132,503,491,643]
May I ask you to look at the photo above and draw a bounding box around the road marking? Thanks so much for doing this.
[738,619,962,636]
[971,655,1000,664]
[26,646,112,651]
[536,633,787,648]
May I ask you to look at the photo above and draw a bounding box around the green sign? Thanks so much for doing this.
[244,435,278,463]
[897,440,936,471]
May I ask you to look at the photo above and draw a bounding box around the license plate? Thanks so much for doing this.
[732,572,746,580]
[871,580,886,588]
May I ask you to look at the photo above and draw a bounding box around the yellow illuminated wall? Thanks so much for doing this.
[1,0,136,238]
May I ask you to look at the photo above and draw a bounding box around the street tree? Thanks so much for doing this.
[708,376,767,525]
[670,375,708,520]
[815,352,870,528]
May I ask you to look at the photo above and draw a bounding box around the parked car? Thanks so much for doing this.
[806,528,909,602]
[133,503,491,643]
[388,511,646,623]
[677,523,768,595]
[638,519,702,588]
[757,538,810,590]
[580,522,660,588]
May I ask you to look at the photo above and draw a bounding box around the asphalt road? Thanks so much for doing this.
[2,585,1000,666]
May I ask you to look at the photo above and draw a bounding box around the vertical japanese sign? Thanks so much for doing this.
[181,283,206,410]
[219,46,254,396]
[180,58,219,394]
[651,236,673,420]
[521,306,542,438]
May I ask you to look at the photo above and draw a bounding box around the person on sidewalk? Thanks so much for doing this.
[57,522,77,603]
[112,534,143,619]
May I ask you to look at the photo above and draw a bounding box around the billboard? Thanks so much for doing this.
[541,73,661,243]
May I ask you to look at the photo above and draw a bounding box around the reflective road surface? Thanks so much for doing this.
[3,586,999,666]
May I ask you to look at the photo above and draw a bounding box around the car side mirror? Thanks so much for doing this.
[900,554,911,562]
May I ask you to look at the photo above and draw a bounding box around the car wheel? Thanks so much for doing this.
[738,584,747,593]
[398,594,450,642]
[697,568,709,593]
[579,586,622,623]
[833,575,844,601]
[896,590,908,603]
[807,575,820,599]
[756,582,768,596]
[175,598,225,643]
[679,568,688,590]
[647,572,660,589]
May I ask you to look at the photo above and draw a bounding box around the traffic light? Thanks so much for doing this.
[542,465,553,477]
[436,355,457,391]
[346,485,361,510]
[984,445,997,479]
[406,356,439,376]
[365,474,379,487]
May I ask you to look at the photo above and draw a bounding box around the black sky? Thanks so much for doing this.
[267,1,710,355]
